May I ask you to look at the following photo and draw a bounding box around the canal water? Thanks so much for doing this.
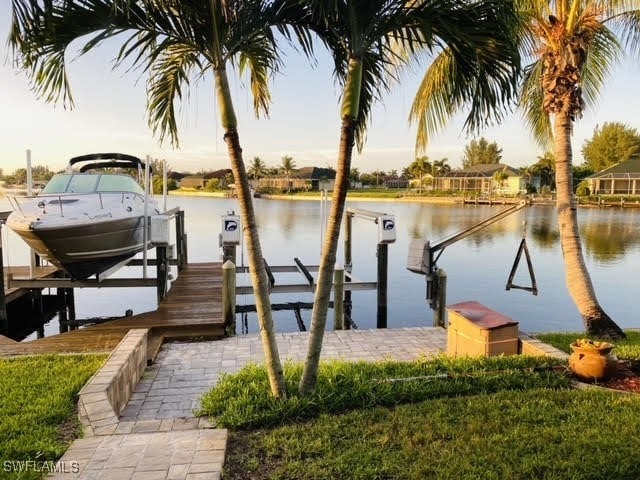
[2,195,639,337]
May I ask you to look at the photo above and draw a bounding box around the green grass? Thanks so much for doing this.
[0,354,106,480]
[199,356,569,429]
[228,388,640,479]
[536,330,640,359]
[210,354,640,479]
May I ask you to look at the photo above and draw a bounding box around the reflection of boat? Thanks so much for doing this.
[6,153,160,280]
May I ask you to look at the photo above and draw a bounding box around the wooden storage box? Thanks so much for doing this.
[447,301,519,357]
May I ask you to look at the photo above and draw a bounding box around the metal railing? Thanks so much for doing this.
[7,191,148,218]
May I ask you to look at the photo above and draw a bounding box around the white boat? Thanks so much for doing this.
[6,153,161,280]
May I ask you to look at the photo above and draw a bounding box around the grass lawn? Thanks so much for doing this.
[536,330,640,359]
[199,346,640,480]
[0,354,106,480]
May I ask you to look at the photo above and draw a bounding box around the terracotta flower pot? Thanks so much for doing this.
[569,341,618,382]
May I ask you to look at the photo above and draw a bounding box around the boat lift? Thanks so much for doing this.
[407,200,537,326]
[221,207,396,332]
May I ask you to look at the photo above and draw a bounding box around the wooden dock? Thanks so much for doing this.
[3,266,59,302]
[0,262,224,360]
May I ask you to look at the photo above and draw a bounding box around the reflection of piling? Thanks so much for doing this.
[58,288,67,333]
[333,268,344,330]
[344,216,353,329]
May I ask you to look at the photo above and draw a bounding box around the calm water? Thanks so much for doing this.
[2,195,640,337]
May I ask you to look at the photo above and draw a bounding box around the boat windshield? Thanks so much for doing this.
[40,174,145,195]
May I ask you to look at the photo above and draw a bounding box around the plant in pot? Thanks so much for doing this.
[569,339,618,382]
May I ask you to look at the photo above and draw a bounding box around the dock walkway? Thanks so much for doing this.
[0,262,224,358]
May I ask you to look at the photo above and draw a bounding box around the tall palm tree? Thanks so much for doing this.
[298,0,521,395]
[411,1,638,338]
[9,0,307,397]
[280,155,297,193]
[532,151,556,190]
[408,156,431,193]
[516,0,640,338]
[432,157,451,177]
[248,156,267,181]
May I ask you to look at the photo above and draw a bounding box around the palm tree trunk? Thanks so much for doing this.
[553,112,625,339]
[215,66,287,398]
[299,57,362,396]
[298,117,354,396]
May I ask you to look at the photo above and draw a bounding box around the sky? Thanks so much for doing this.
[2,4,640,175]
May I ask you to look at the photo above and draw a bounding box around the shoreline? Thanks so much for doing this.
[167,189,638,208]
[168,190,549,205]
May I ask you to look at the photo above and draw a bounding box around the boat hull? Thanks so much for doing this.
[8,216,148,279]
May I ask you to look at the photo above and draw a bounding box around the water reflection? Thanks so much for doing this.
[575,208,640,263]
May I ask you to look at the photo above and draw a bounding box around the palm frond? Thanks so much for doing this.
[10,0,119,106]
[238,32,280,118]
[603,6,640,58]
[409,51,459,151]
[146,43,202,147]
[519,60,552,148]
[580,27,622,111]
[409,0,521,151]
[10,0,289,146]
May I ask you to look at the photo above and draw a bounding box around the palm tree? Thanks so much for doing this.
[348,167,360,188]
[298,0,521,396]
[514,0,640,338]
[531,151,556,190]
[280,155,297,193]
[432,157,451,177]
[9,0,305,396]
[408,156,431,193]
[248,156,267,182]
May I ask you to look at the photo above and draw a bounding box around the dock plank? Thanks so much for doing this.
[3,266,59,302]
[0,262,226,358]
[0,335,17,346]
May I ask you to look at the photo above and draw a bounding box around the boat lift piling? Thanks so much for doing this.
[0,215,8,334]
[407,200,530,327]
[344,208,396,329]
[222,207,396,332]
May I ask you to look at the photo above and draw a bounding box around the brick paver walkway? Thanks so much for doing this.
[122,327,447,421]
[51,327,447,479]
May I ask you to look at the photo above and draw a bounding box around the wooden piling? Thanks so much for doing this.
[344,214,352,270]
[175,210,188,271]
[333,267,344,330]
[0,221,7,334]
[222,260,236,335]
[434,269,447,328]
[377,243,388,329]
[222,244,236,264]
[156,245,168,303]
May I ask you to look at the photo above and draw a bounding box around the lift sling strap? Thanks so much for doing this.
[505,237,538,295]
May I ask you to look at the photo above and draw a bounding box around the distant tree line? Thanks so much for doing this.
[4,123,637,195]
